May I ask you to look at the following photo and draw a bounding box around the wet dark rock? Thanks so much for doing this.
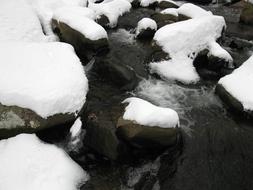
[151,12,178,28]
[193,49,234,80]
[94,56,141,90]
[0,103,74,139]
[96,15,110,28]
[136,28,156,39]
[240,2,253,25]
[52,19,108,58]
[178,14,191,21]
[216,84,253,119]
[116,117,180,149]
[118,8,156,30]
[184,0,212,4]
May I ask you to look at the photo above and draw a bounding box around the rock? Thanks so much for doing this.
[52,19,108,57]
[157,0,179,9]
[96,15,110,28]
[136,18,157,39]
[183,0,212,4]
[116,117,180,149]
[193,49,234,80]
[151,12,178,28]
[94,56,141,90]
[240,2,253,25]
[216,84,249,116]
[0,103,74,139]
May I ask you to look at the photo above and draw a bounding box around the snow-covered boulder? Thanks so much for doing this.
[0,134,88,190]
[0,0,46,42]
[177,3,212,20]
[240,1,253,25]
[0,42,88,138]
[150,16,233,83]
[52,7,108,52]
[216,55,253,118]
[116,97,180,148]
[88,0,132,28]
[136,18,157,39]
[26,0,87,40]
[152,8,178,28]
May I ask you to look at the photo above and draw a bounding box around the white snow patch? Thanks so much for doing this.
[150,16,229,83]
[218,55,253,111]
[70,117,82,139]
[53,8,108,41]
[88,0,132,28]
[177,3,212,18]
[0,134,88,190]
[161,8,179,17]
[136,18,157,35]
[123,97,179,128]
[0,42,88,118]
[0,0,47,42]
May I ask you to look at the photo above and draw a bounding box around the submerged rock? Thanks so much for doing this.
[240,2,253,25]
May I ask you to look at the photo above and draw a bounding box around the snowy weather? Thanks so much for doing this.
[0,0,253,189]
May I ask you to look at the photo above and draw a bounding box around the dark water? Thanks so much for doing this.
[67,4,253,190]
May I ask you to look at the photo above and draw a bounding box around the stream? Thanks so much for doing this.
[60,2,253,190]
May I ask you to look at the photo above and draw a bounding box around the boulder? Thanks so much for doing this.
[52,19,108,56]
[151,12,178,28]
[136,18,157,39]
[240,2,253,25]
[116,117,180,149]
[0,103,74,139]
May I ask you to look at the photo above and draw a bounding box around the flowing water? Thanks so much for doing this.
[63,3,253,190]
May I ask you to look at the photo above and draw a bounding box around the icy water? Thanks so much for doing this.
[70,4,253,190]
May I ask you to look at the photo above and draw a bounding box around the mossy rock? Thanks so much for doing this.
[0,103,74,139]
[240,2,253,25]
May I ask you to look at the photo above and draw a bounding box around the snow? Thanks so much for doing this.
[177,3,212,18]
[0,0,46,42]
[136,18,157,35]
[218,55,253,111]
[53,8,108,41]
[0,42,88,118]
[26,0,87,40]
[161,8,179,17]
[150,16,230,83]
[70,117,82,138]
[122,97,179,128]
[0,134,88,190]
[88,0,132,28]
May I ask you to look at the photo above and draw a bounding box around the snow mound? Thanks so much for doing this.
[0,134,88,190]
[88,0,132,28]
[0,42,88,118]
[150,16,231,83]
[53,7,108,41]
[161,8,179,16]
[26,0,86,40]
[0,0,46,42]
[123,97,179,128]
[177,3,212,18]
[218,55,253,111]
[136,18,157,35]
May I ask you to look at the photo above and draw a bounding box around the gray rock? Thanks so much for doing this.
[0,103,74,139]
